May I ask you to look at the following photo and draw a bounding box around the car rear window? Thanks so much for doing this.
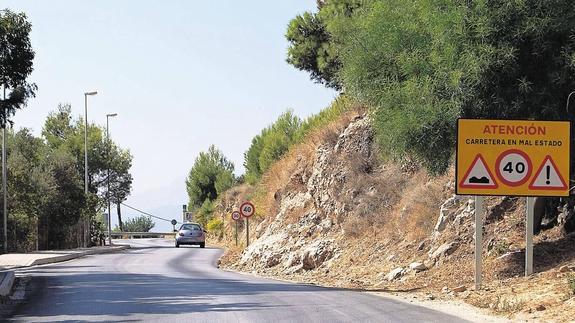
[181,224,201,231]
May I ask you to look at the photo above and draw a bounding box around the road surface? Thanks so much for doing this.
[9,239,471,322]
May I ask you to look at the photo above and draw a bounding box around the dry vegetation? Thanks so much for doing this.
[209,112,575,322]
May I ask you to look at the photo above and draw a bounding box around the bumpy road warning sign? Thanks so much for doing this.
[459,154,498,189]
[456,119,571,197]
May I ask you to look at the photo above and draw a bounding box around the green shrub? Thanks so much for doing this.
[123,215,155,232]
[293,96,352,143]
[244,110,301,183]
[331,0,467,174]
[195,199,215,227]
[206,217,224,239]
[244,97,353,184]
[569,274,575,295]
[186,145,235,207]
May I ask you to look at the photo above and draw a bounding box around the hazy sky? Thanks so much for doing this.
[3,1,336,231]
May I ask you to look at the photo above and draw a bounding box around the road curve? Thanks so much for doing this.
[9,239,470,322]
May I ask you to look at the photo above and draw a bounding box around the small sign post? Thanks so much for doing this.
[456,119,571,288]
[171,219,177,232]
[240,202,255,247]
[474,196,483,290]
[184,212,193,222]
[231,211,241,246]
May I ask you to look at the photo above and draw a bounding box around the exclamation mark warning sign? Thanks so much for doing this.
[529,156,567,190]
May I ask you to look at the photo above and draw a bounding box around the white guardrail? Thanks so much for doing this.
[108,232,176,239]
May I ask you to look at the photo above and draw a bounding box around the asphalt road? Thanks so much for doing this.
[8,239,471,322]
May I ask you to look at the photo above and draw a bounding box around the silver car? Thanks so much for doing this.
[175,223,206,248]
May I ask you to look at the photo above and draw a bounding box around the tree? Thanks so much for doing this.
[122,215,154,232]
[327,0,575,174]
[40,148,86,249]
[286,11,340,89]
[42,104,133,242]
[0,9,36,127]
[328,0,471,173]
[244,110,301,182]
[186,145,234,208]
[108,145,133,231]
[3,129,48,251]
[42,105,111,193]
[285,0,364,90]
[461,0,575,121]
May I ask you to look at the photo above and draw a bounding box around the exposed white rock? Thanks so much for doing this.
[386,267,405,281]
[301,240,337,270]
[429,242,458,260]
[409,262,427,272]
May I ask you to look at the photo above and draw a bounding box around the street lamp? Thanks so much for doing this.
[83,91,97,248]
[84,91,97,195]
[566,91,575,114]
[106,113,117,246]
[2,86,6,253]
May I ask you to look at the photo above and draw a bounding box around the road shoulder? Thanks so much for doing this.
[220,266,510,323]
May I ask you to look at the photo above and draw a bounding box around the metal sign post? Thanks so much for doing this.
[474,196,484,290]
[231,211,241,246]
[235,221,238,246]
[456,119,571,285]
[525,197,535,276]
[246,219,250,247]
[239,202,255,248]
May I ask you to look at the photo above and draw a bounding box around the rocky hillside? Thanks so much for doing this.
[211,112,575,322]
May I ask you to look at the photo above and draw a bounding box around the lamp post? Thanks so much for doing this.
[2,86,6,253]
[84,91,97,194]
[106,113,117,246]
[566,91,575,114]
[83,91,97,248]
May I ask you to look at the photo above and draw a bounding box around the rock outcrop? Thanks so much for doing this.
[235,115,374,273]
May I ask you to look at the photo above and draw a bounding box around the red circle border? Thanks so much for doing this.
[239,201,255,217]
[495,149,533,187]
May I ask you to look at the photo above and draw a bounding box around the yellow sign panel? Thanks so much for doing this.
[456,119,571,197]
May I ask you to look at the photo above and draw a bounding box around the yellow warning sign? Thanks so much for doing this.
[456,119,571,197]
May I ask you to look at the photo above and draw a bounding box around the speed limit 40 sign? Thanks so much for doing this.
[240,202,255,218]
[456,119,570,197]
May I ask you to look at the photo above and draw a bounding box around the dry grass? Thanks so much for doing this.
[385,168,451,242]
[568,274,575,295]
[340,163,407,238]
[257,109,363,222]
[215,107,575,323]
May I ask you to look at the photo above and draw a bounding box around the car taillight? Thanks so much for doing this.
[179,233,184,236]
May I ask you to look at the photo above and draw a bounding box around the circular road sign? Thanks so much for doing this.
[239,201,255,218]
[171,219,177,226]
[231,211,241,221]
[495,149,532,187]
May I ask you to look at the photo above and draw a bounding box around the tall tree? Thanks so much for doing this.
[42,105,133,240]
[285,0,364,90]
[186,145,234,208]
[4,129,48,251]
[0,9,36,127]
[108,145,133,231]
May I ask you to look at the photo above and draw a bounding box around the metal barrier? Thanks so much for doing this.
[108,232,176,239]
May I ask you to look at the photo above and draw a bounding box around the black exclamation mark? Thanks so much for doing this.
[546,165,550,185]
